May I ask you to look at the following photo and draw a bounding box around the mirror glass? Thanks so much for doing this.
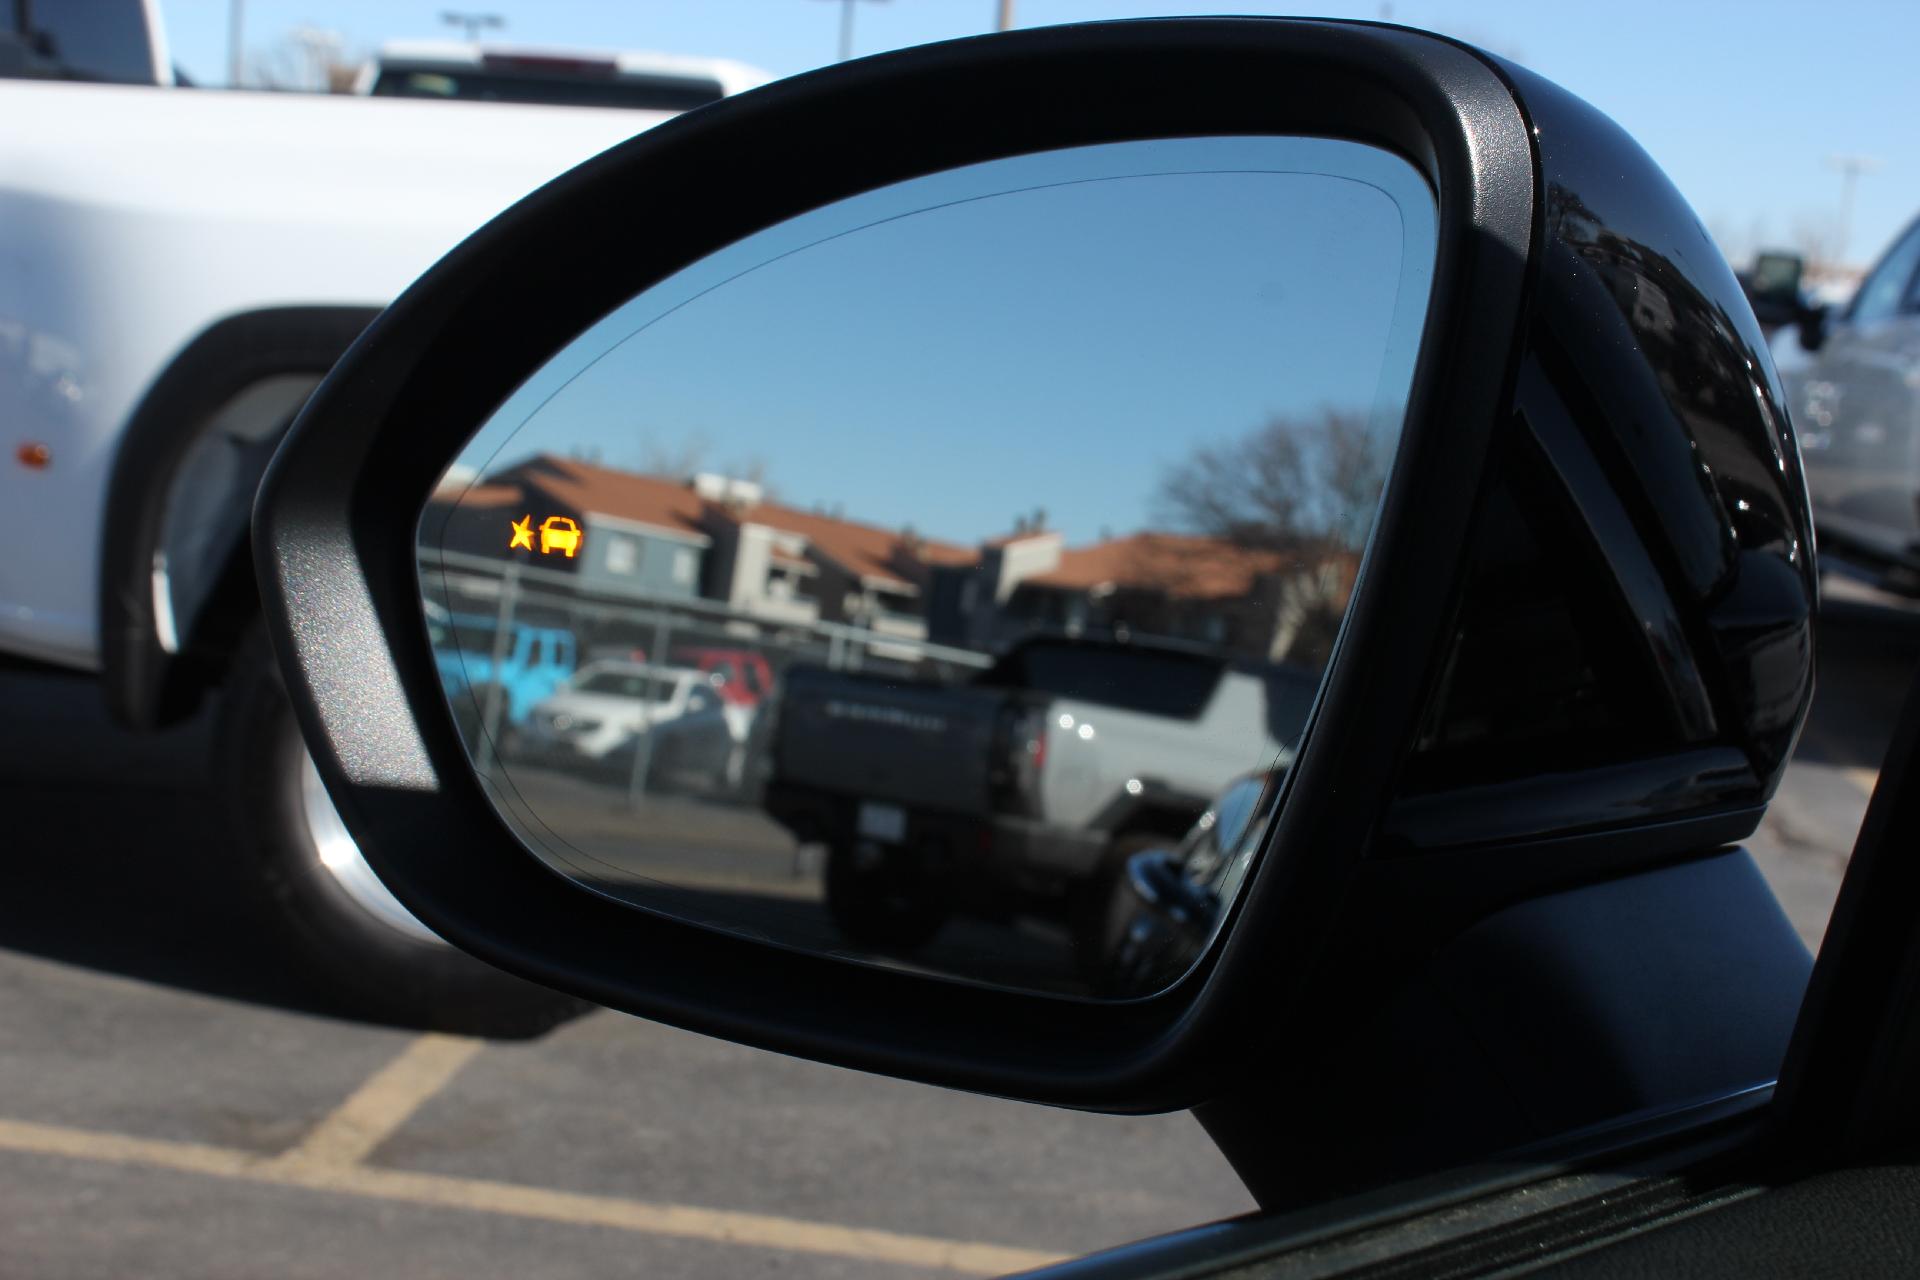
[417,136,1436,999]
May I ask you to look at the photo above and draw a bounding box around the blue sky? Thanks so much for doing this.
[170,1,1917,274]
[446,137,1434,544]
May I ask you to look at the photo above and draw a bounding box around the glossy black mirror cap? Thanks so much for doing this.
[1371,53,1817,865]
[252,18,1807,1112]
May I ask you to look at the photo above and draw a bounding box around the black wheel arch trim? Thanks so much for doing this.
[101,306,380,729]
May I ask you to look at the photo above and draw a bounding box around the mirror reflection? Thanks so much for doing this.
[417,136,1436,998]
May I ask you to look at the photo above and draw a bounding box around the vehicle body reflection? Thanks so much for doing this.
[1095,772,1281,998]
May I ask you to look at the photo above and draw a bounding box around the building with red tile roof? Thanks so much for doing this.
[422,454,1354,661]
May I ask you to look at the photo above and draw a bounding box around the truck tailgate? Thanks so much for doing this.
[773,668,1004,815]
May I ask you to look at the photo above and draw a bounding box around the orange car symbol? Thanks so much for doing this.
[538,515,583,558]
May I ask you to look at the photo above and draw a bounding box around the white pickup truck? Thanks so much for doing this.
[0,0,762,1029]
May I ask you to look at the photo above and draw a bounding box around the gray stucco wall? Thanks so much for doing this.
[577,517,705,599]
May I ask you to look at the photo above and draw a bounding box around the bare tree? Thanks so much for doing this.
[1158,408,1386,559]
[638,432,712,480]
[1156,408,1387,663]
[245,26,358,92]
[724,454,774,493]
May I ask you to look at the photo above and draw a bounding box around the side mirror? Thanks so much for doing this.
[255,19,1816,1198]
[1799,301,1833,352]
[1742,249,1808,329]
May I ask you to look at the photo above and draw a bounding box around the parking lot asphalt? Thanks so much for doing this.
[0,667,1250,1278]
[1,588,1913,1276]
[1745,582,1920,948]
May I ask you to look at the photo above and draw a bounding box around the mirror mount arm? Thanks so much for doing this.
[1196,850,1809,1211]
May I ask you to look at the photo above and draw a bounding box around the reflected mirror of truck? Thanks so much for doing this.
[413,134,1437,1000]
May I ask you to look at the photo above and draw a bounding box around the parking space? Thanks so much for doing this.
[1745,583,1920,947]
[0,667,1251,1276]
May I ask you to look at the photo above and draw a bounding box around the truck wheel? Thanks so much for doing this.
[823,841,950,952]
[216,624,579,1037]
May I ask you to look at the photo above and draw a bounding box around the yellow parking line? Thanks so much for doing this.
[269,1032,482,1170]
[1842,765,1881,800]
[0,1117,1065,1275]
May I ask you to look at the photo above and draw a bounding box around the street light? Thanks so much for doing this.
[1826,152,1883,269]
[813,0,888,63]
[228,0,245,87]
[441,10,505,43]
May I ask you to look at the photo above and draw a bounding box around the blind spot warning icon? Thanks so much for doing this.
[538,516,583,558]
[508,514,582,558]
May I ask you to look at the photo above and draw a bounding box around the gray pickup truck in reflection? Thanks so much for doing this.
[761,636,1315,953]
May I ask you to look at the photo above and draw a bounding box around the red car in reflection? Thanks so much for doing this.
[671,647,775,709]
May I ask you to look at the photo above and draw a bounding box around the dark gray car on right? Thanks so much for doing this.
[1787,213,1920,582]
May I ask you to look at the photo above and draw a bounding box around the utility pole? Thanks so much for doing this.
[441,10,505,43]
[1826,153,1883,269]
[815,0,887,63]
[227,0,244,87]
[997,0,1015,31]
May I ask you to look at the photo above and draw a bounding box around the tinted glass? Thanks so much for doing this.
[974,643,1225,718]
[418,136,1437,998]
[1209,777,1267,863]
[18,0,159,83]
[370,68,723,111]
[1852,219,1920,324]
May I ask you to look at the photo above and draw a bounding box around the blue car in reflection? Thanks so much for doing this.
[426,604,579,734]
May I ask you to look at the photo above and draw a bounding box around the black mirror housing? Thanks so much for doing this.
[253,19,1814,1121]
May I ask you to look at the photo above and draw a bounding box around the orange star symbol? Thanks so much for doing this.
[508,515,534,551]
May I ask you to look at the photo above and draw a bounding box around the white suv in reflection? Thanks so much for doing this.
[517,661,735,770]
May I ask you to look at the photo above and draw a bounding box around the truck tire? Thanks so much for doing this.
[823,841,950,952]
[216,624,579,1036]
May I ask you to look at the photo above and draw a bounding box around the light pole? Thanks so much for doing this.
[228,0,244,87]
[1826,152,1883,269]
[441,10,505,43]
[815,0,888,63]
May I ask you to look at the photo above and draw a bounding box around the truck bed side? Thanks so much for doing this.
[771,666,1008,816]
